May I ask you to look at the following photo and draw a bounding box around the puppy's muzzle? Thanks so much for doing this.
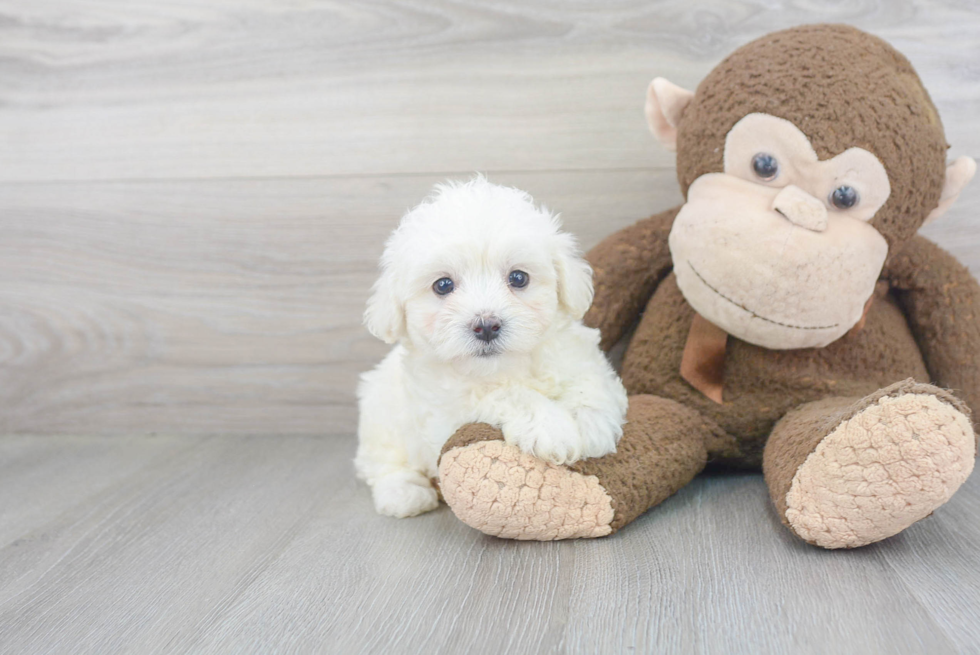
[471,316,502,342]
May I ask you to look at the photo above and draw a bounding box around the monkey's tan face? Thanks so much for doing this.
[669,113,890,349]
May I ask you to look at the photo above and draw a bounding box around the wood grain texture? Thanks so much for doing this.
[0,435,978,654]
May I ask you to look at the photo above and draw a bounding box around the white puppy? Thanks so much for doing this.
[355,177,628,518]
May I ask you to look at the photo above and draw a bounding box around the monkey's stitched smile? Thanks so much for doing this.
[686,261,839,331]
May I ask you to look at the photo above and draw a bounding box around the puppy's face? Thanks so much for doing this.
[404,235,560,361]
[365,178,593,367]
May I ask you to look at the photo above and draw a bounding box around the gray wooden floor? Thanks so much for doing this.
[2,1,980,653]
[2,436,979,654]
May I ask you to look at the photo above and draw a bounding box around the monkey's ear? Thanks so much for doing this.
[923,156,977,226]
[645,77,695,152]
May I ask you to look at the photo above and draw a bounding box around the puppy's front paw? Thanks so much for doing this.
[505,402,583,466]
[371,472,439,518]
[574,408,623,460]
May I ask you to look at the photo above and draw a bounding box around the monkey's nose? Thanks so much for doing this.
[472,317,502,342]
[772,184,828,232]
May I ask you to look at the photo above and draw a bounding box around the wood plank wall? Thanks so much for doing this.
[1,1,978,435]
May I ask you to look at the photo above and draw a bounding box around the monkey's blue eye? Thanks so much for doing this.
[830,185,859,209]
[508,270,529,288]
[752,153,779,181]
[433,277,454,295]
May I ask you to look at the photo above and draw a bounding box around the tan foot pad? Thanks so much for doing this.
[786,392,976,549]
[439,440,615,540]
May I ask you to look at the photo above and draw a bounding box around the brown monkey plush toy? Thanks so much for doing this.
[437,24,980,548]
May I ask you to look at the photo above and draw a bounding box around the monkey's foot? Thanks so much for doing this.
[439,432,615,540]
[782,383,975,549]
[438,396,711,540]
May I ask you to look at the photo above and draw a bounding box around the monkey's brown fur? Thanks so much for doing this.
[438,25,980,546]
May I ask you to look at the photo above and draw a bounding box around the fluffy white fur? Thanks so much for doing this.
[355,177,628,518]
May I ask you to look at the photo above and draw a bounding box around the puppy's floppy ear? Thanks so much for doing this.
[364,264,405,344]
[553,232,594,320]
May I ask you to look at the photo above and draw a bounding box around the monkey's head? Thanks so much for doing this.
[648,24,976,350]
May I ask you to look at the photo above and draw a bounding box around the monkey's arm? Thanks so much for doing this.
[584,206,680,351]
[886,235,980,415]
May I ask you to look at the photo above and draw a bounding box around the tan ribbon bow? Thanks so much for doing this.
[680,313,728,404]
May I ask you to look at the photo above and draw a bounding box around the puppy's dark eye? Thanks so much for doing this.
[432,277,454,295]
[830,185,859,209]
[752,153,779,181]
[508,270,529,288]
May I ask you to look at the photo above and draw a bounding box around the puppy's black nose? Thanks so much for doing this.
[472,317,502,342]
